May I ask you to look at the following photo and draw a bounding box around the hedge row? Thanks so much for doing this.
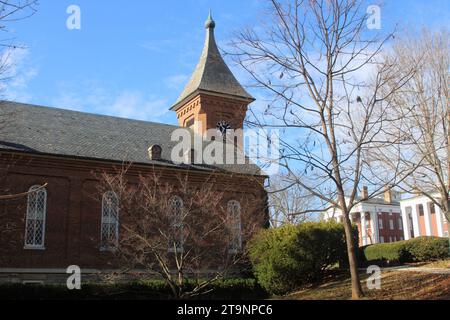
[0,278,269,300]
[362,236,449,264]
[248,221,358,295]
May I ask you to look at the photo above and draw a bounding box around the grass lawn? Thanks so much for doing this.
[280,270,450,300]
[406,259,450,269]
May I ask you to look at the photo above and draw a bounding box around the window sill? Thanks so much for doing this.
[23,246,45,251]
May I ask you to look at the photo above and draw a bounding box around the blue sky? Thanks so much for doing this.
[3,0,449,126]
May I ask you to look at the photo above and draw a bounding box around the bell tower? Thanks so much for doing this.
[170,12,255,137]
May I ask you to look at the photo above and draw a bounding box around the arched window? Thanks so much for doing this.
[101,191,119,251]
[227,200,242,253]
[24,185,47,249]
[169,196,184,252]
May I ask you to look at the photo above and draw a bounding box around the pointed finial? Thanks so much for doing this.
[205,10,215,29]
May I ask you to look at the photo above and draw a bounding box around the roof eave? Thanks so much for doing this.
[170,89,255,112]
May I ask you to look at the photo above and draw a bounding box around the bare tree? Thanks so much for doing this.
[0,0,37,88]
[0,0,38,193]
[0,0,38,261]
[228,0,414,298]
[97,167,265,299]
[269,173,315,227]
[375,29,450,226]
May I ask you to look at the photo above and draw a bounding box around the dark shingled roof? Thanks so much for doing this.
[171,13,254,111]
[0,101,262,176]
[354,196,400,206]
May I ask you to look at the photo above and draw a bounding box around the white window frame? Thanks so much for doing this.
[389,219,394,230]
[227,200,242,254]
[398,218,403,230]
[168,196,184,253]
[378,218,383,230]
[100,191,119,252]
[24,185,47,250]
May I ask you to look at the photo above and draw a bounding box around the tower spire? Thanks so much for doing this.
[171,12,254,111]
[205,10,215,29]
[170,13,254,136]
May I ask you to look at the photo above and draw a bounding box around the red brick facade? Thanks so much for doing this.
[0,152,267,271]
[376,211,404,243]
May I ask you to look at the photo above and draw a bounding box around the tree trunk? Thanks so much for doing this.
[342,213,364,299]
[443,109,450,254]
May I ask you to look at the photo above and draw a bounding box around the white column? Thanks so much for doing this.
[411,205,420,237]
[361,213,367,246]
[424,203,432,236]
[435,206,444,237]
[401,206,410,240]
[370,211,379,243]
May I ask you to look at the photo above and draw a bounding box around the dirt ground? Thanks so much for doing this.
[282,270,450,300]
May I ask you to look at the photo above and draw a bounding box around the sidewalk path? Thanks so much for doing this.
[381,266,450,275]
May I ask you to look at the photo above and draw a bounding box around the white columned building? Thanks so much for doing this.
[436,206,444,237]
[400,194,449,239]
[361,213,367,245]
[423,203,432,236]
[401,207,412,240]
[411,205,420,237]
[370,211,379,244]
[323,188,403,246]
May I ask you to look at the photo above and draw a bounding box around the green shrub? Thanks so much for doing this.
[405,237,449,262]
[248,221,358,295]
[363,241,410,263]
[363,236,449,264]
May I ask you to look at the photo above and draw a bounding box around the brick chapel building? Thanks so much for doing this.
[0,14,268,283]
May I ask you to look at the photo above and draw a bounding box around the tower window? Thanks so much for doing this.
[185,117,195,128]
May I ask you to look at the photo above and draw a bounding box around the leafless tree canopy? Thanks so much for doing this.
[268,173,315,227]
[98,167,265,299]
[374,29,450,222]
[228,0,414,298]
[0,0,37,262]
[0,1,37,86]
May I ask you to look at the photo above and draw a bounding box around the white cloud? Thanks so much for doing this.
[0,47,38,102]
[108,91,169,121]
[52,82,171,123]
[165,74,189,89]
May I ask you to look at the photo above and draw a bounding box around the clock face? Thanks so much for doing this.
[217,120,232,135]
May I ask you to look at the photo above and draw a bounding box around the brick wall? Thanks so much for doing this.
[0,152,267,271]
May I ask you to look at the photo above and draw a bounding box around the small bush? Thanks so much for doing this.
[363,236,449,264]
[248,221,358,295]
[363,241,411,264]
